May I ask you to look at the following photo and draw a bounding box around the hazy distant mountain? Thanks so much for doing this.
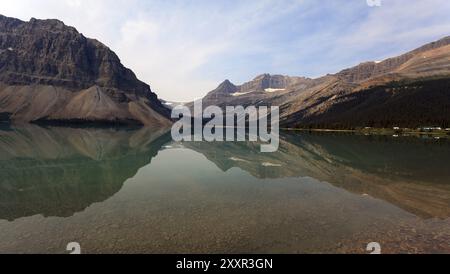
[199,36,450,128]
[0,15,172,126]
[159,99,186,110]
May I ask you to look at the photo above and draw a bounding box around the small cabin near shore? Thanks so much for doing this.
[418,127,443,132]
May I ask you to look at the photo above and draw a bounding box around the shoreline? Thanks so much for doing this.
[2,121,450,139]
[282,127,450,138]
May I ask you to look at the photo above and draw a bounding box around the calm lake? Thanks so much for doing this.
[0,125,449,254]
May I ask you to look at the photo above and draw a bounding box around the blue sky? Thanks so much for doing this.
[2,0,450,101]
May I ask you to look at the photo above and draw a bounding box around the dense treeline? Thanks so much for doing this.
[288,78,450,129]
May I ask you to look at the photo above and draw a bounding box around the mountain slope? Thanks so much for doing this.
[199,36,450,129]
[186,74,312,114]
[0,15,171,126]
[281,37,450,128]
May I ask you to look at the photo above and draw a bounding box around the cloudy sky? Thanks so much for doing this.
[1,0,450,101]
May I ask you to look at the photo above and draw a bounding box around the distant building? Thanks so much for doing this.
[419,127,443,132]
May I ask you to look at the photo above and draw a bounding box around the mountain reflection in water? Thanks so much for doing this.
[0,125,171,221]
[0,126,449,253]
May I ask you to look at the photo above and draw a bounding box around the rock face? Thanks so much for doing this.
[0,15,171,126]
[199,36,450,128]
[336,36,450,83]
[208,79,238,99]
[239,74,304,93]
[190,74,310,111]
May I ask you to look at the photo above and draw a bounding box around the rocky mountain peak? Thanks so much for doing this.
[241,74,293,93]
[0,15,171,126]
[29,17,74,31]
[0,15,153,97]
[336,36,450,83]
[212,79,238,95]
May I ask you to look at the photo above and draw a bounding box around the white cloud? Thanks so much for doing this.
[334,0,450,63]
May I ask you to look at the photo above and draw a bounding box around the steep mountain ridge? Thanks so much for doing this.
[0,15,171,126]
[198,36,450,128]
[336,36,450,83]
[192,74,311,112]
